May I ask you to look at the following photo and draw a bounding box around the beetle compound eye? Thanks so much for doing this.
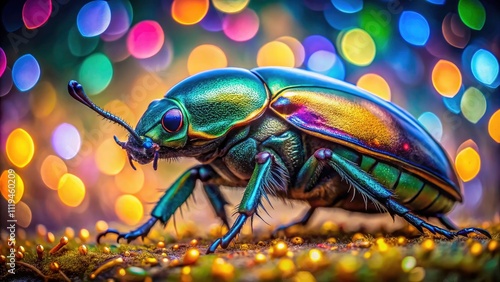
[161,108,183,133]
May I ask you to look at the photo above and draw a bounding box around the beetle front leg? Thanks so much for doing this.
[97,165,229,243]
[207,151,287,253]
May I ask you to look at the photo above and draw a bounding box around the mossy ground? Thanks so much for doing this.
[1,224,499,281]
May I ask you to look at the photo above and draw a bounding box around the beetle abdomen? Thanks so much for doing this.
[358,155,455,215]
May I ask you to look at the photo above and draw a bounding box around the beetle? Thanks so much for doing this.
[67,67,490,253]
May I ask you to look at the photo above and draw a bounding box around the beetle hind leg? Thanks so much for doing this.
[322,149,491,239]
[387,201,491,238]
[436,214,458,230]
[272,207,317,238]
[97,218,158,243]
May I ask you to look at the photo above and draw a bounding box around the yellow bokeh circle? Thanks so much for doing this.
[187,44,228,75]
[95,220,109,232]
[431,60,462,97]
[30,81,57,118]
[213,0,249,13]
[455,147,481,182]
[40,155,68,190]
[58,173,86,207]
[1,170,24,204]
[277,36,305,67]
[115,195,144,225]
[257,41,295,67]
[357,73,391,101]
[95,138,127,175]
[488,109,500,143]
[340,28,376,66]
[6,128,35,168]
[115,165,144,194]
[171,0,209,25]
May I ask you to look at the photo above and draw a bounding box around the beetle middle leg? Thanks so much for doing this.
[207,150,289,253]
[97,165,230,243]
[272,147,343,236]
[322,149,491,239]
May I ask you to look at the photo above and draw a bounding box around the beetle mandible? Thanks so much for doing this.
[67,67,490,253]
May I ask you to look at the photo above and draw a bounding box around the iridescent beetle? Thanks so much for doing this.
[67,67,490,253]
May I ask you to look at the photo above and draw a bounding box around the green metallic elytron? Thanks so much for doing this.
[67,67,490,253]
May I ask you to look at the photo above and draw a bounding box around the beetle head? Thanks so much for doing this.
[67,81,213,171]
[68,81,165,170]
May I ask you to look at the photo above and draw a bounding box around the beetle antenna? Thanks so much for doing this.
[67,80,143,143]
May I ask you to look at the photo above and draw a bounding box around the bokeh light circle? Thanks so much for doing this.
[115,165,144,194]
[388,43,424,86]
[12,54,40,91]
[139,40,173,72]
[488,110,500,143]
[308,50,336,73]
[127,20,165,59]
[22,0,52,29]
[323,3,357,30]
[30,80,57,118]
[40,155,67,190]
[470,49,499,85]
[0,67,13,97]
[339,28,376,66]
[58,173,86,207]
[427,0,445,4]
[187,44,228,75]
[442,86,464,114]
[78,53,113,95]
[16,201,32,228]
[360,5,392,51]
[1,170,24,204]
[460,87,486,124]
[442,13,470,49]
[431,60,462,97]
[6,128,35,168]
[417,112,443,141]
[68,26,99,57]
[200,6,223,32]
[458,0,485,30]
[115,194,143,225]
[455,147,480,182]
[257,41,295,67]
[77,1,111,37]
[213,0,249,13]
[399,11,430,46]
[95,138,126,175]
[222,8,259,42]
[0,48,6,77]
[302,35,335,62]
[277,36,305,67]
[331,0,363,13]
[171,0,209,25]
[52,123,81,160]
[101,0,133,41]
[356,73,391,101]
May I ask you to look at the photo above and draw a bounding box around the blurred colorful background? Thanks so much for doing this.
[0,0,499,241]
